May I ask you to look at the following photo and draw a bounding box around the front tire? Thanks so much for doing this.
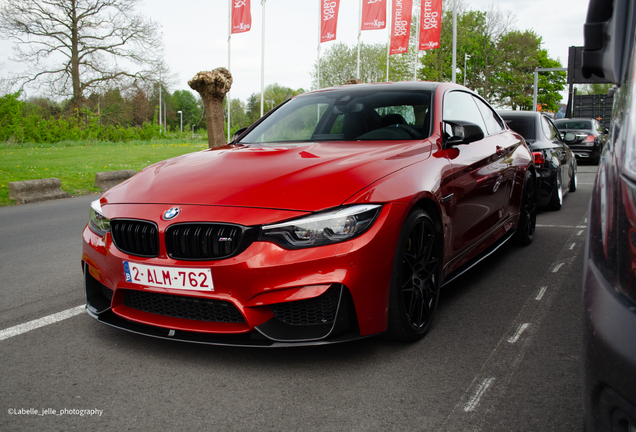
[387,209,442,342]
[515,170,537,246]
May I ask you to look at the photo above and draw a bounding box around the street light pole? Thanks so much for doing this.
[464,54,471,87]
[163,100,167,133]
[177,111,183,132]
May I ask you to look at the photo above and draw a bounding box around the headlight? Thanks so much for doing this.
[89,199,111,236]
[260,205,382,249]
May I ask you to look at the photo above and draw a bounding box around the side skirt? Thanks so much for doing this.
[441,229,516,288]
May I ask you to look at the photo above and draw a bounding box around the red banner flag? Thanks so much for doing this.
[321,0,341,43]
[361,0,387,31]
[390,0,413,55]
[419,0,442,50]
[231,0,251,34]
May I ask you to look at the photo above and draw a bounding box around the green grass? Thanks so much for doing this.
[0,138,209,206]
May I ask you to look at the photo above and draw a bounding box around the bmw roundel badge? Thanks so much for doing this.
[162,207,181,221]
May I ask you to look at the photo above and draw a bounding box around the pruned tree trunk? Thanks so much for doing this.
[188,68,233,148]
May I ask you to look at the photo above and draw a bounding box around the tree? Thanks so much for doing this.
[535,50,566,112]
[0,0,164,109]
[577,83,614,95]
[244,84,303,124]
[419,8,487,85]
[418,3,515,100]
[494,30,543,110]
[172,90,202,130]
[245,93,261,126]
[312,42,390,88]
[188,68,233,148]
[494,30,565,111]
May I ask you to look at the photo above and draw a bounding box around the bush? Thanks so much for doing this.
[0,92,164,144]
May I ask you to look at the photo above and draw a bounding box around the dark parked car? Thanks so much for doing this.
[581,0,636,430]
[499,110,577,210]
[554,117,608,164]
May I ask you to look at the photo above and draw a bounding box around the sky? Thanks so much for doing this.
[0,0,590,103]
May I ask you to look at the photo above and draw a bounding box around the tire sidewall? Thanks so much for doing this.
[515,169,537,246]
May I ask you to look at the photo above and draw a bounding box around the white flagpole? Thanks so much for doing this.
[260,0,266,117]
[452,0,457,83]
[413,0,418,81]
[357,0,362,79]
[159,77,162,133]
[227,0,232,142]
[386,0,391,82]
[317,0,321,89]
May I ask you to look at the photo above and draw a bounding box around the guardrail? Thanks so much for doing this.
[9,178,71,204]
[8,170,138,204]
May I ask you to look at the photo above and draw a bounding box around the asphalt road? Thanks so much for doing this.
[0,166,597,431]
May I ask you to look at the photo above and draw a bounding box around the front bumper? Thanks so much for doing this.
[82,202,407,346]
[582,259,636,431]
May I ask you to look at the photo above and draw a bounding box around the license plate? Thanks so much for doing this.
[123,262,214,291]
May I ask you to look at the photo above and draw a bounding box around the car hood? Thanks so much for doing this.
[102,141,433,212]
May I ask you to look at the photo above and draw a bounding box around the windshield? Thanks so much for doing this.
[501,116,535,141]
[554,120,592,130]
[238,88,433,144]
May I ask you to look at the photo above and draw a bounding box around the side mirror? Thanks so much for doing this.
[232,127,248,142]
[563,132,576,143]
[443,120,485,147]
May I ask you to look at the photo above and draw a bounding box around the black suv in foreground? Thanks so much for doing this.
[581,0,636,430]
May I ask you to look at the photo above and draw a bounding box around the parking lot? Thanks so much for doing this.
[0,165,597,431]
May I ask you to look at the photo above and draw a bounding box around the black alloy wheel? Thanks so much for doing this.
[387,209,442,342]
[515,169,537,246]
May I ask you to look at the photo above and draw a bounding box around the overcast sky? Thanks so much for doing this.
[0,0,590,103]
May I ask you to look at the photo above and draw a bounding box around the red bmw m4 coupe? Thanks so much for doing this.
[82,81,536,346]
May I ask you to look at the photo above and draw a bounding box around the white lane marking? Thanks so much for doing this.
[508,323,530,343]
[552,262,565,273]
[569,243,576,250]
[536,286,548,301]
[0,305,84,341]
[577,230,585,236]
[438,213,587,431]
[536,225,587,229]
[464,378,496,412]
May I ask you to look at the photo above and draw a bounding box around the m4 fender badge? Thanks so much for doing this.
[162,207,181,221]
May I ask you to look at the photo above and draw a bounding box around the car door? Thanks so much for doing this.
[472,96,521,219]
[594,119,609,148]
[442,90,509,259]
[542,116,571,189]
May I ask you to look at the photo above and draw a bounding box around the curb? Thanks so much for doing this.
[8,178,71,204]
[94,170,137,192]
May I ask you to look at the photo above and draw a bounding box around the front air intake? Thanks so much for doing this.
[123,290,245,323]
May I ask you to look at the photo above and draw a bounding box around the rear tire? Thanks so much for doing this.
[515,170,537,246]
[548,171,563,211]
[387,208,442,342]
[569,163,578,192]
